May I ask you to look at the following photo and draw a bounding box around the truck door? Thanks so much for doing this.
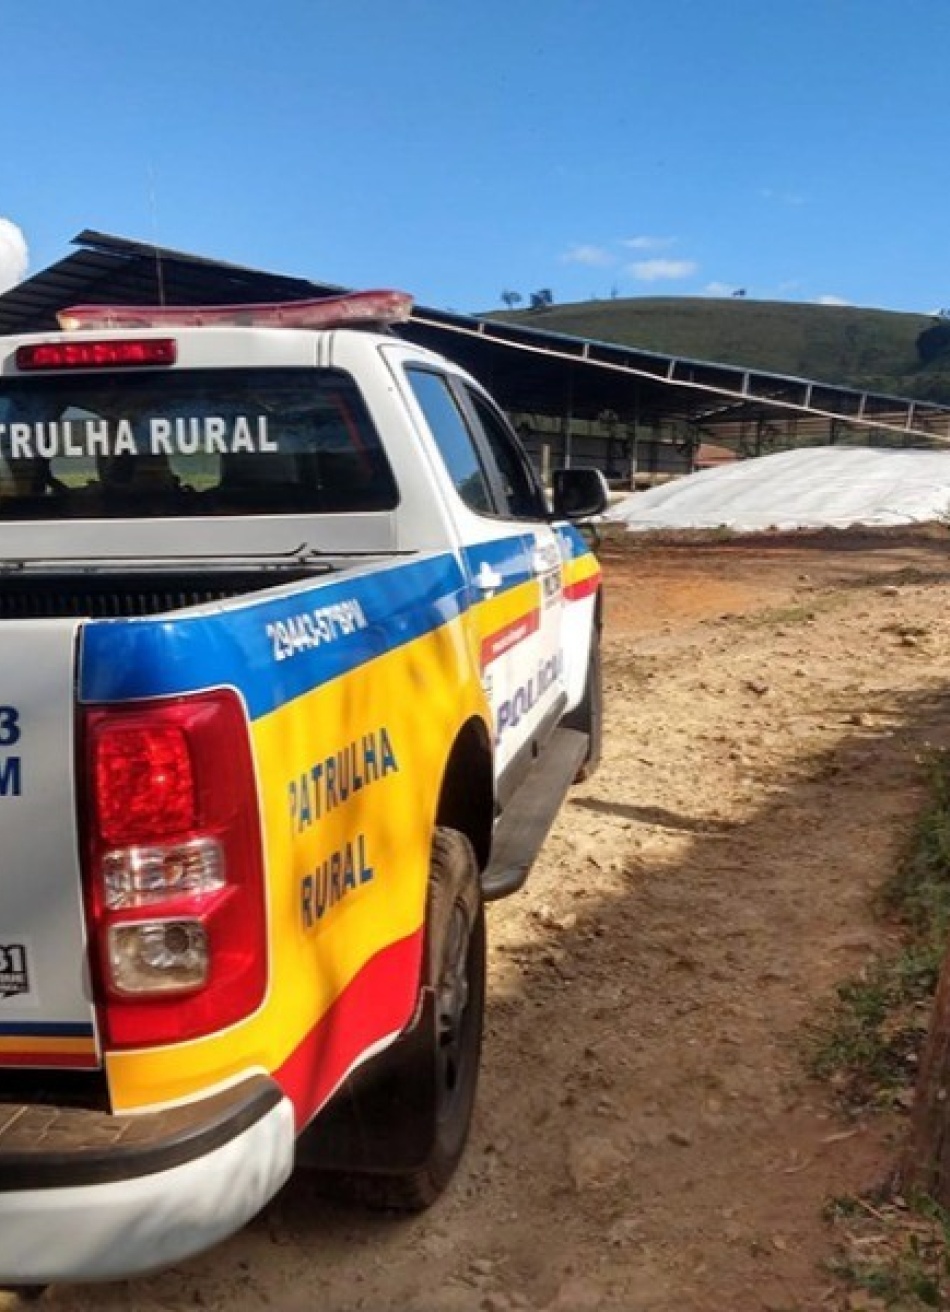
[401,366,565,792]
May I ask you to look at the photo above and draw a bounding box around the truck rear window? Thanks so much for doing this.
[0,368,398,518]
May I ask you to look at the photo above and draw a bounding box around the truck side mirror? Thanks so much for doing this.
[550,467,610,521]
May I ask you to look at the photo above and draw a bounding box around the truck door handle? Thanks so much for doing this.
[474,562,502,593]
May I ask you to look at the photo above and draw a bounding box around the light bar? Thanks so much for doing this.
[56,289,414,333]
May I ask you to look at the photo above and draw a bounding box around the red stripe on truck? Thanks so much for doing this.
[564,572,601,602]
[480,608,540,667]
[275,930,423,1130]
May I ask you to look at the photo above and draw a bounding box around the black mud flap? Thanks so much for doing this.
[295,988,439,1176]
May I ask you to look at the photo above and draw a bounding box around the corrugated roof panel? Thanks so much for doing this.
[0,230,948,446]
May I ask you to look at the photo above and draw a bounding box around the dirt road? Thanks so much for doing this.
[36,525,950,1312]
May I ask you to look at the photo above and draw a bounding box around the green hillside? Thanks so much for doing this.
[490,297,950,405]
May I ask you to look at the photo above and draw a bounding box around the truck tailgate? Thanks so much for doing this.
[0,620,100,1069]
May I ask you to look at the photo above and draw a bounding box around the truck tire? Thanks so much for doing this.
[564,635,603,781]
[406,826,486,1207]
[313,827,486,1211]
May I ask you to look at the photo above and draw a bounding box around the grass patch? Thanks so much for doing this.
[738,592,845,630]
[742,601,821,628]
[826,1194,950,1310]
[883,751,950,946]
[808,750,950,1112]
[809,955,932,1113]
[812,749,950,1306]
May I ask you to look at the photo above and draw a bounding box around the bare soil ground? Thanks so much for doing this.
[34,524,950,1312]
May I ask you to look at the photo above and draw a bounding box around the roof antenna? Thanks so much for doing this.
[147,164,166,306]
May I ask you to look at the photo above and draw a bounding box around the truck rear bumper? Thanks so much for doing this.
[0,1075,295,1284]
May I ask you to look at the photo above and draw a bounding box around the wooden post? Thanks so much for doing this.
[902,943,950,1203]
[560,412,573,469]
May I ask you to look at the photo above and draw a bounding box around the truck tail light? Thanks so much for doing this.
[80,691,267,1048]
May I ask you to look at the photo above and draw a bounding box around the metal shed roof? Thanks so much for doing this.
[1,230,948,447]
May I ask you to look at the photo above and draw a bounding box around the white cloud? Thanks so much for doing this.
[0,218,28,293]
[817,294,849,306]
[622,235,676,251]
[560,243,616,267]
[629,258,697,283]
[703,281,737,297]
[559,236,699,285]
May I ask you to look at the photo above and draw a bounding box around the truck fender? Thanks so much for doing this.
[295,720,492,1178]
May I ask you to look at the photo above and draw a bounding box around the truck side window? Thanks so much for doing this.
[405,368,494,515]
[463,389,548,520]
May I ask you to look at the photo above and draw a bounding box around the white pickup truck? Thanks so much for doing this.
[0,291,605,1286]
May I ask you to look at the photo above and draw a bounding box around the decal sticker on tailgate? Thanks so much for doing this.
[0,620,99,1068]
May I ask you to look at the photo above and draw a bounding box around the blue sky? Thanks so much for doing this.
[2,0,947,316]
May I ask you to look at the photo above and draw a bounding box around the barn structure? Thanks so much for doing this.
[2,230,949,487]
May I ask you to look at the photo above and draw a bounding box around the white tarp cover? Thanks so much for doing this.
[605,447,950,534]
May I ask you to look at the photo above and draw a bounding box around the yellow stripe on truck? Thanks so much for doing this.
[104,617,489,1112]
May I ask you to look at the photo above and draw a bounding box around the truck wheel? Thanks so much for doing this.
[313,827,486,1211]
[409,827,486,1206]
[564,635,603,781]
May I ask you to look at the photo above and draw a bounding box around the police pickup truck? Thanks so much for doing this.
[0,290,605,1285]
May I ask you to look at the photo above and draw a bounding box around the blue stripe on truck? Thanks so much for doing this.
[460,535,535,583]
[78,552,468,720]
[555,523,592,560]
[0,1021,94,1037]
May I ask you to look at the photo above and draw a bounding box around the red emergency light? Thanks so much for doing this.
[55,289,414,333]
